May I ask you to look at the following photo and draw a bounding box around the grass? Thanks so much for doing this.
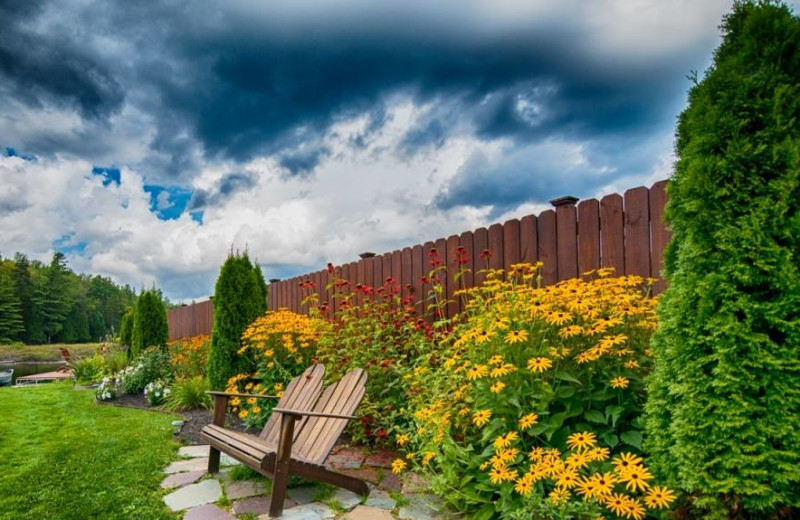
[0,343,101,363]
[0,382,180,520]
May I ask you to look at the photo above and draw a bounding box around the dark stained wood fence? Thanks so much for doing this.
[167,180,669,339]
[167,299,213,341]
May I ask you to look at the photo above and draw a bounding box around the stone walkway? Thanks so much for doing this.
[161,445,461,520]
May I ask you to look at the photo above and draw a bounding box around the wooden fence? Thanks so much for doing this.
[167,299,213,341]
[166,180,669,339]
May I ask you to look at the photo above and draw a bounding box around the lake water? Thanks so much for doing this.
[1,363,65,384]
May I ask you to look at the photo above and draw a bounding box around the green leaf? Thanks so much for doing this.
[585,409,606,424]
[555,386,576,398]
[602,432,619,448]
[474,504,496,520]
[605,405,623,427]
[620,430,643,450]
[555,370,582,384]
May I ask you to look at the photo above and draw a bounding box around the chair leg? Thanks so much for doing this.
[269,413,297,518]
[208,446,221,474]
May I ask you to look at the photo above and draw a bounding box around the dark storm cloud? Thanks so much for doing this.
[188,172,257,210]
[0,1,124,120]
[0,0,702,189]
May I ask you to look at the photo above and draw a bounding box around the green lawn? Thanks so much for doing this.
[0,343,101,362]
[0,383,180,520]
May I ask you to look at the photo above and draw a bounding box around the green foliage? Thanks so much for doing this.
[0,267,24,343]
[119,347,172,394]
[130,289,168,357]
[119,308,134,347]
[164,376,211,411]
[0,252,136,344]
[253,263,268,315]
[207,252,264,390]
[71,354,108,385]
[0,383,178,519]
[645,2,800,517]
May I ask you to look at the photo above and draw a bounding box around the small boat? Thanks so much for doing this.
[0,368,13,387]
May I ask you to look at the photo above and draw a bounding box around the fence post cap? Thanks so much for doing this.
[549,196,579,207]
[359,252,376,259]
[269,278,281,283]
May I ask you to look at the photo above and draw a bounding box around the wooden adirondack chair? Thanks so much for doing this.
[201,368,369,518]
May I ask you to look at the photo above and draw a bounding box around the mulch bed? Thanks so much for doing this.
[97,393,253,445]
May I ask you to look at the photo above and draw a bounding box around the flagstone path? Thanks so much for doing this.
[162,445,463,520]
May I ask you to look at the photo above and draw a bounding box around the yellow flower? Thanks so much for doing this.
[514,473,535,495]
[238,410,249,419]
[230,398,241,407]
[545,311,573,326]
[617,465,653,492]
[626,498,646,520]
[565,451,590,469]
[422,452,436,465]
[493,431,519,449]
[396,433,411,446]
[247,397,257,405]
[490,363,515,378]
[472,409,492,427]
[589,472,616,497]
[519,413,538,429]
[488,355,504,365]
[604,493,631,517]
[566,431,597,452]
[555,468,580,489]
[252,406,262,414]
[548,488,570,505]
[624,359,640,369]
[466,365,489,380]
[645,486,676,509]
[274,382,283,391]
[527,357,553,373]
[587,447,610,461]
[504,330,528,344]
[612,453,643,474]
[611,376,629,389]
[391,458,406,474]
[490,381,506,394]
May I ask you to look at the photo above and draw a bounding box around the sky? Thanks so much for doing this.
[2,0,794,302]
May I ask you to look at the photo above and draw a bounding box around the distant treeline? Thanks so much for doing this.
[0,251,139,344]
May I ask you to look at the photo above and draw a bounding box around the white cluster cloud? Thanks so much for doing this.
[0,99,671,301]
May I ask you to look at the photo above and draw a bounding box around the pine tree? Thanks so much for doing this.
[130,289,168,357]
[34,252,72,343]
[645,2,800,516]
[207,252,265,390]
[0,269,24,343]
[119,308,135,347]
[11,253,35,342]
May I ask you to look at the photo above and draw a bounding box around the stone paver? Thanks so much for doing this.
[162,470,206,489]
[325,447,365,470]
[398,494,445,520]
[233,496,298,516]
[344,505,395,520]
[183,503,236,520]
[338,467,380,485]
[329,489,361,511]
[164,479,223,512]
[402,473,431,494]
[221,454,241,466]
[377,473,403,492]
[258,502,335,520]
[286,485,317,505]
[364,489,396,510]
[179,445,212,458]
[165,458,210,474]
[225,479,264,500]
[364,450,399,468]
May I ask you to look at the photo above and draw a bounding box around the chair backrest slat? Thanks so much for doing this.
[292,369,367,464]
[260,364,325,445]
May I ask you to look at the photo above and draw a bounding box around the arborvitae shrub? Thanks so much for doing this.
[119,308,134,347]
[207,252,265,390]
[645,2,800,517]
[130,290,168,358]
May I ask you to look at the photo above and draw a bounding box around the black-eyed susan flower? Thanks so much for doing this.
[519,413,538,429]
[626,497,646,520]
[396,433,410,446]
[555,468,580,489]
[604,493,631,517]
[618,465,653,492]
[611,376,629,389]
[504,329,528,344]
[391,458,406,474]
[548,487,571,505]
[490,381,506,393]
[466,364,489,380]
[527,357,553,373]
[514,473,535,495]
[612,452,643,474]
[472,409,491,427]
[645,486,676,509]
[567,431,597,451]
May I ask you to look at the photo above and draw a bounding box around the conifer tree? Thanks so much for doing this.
[645,2,800,516]
[253,262,268,314]
[34,252,72,343]
[207,252,264,390]
[11,253,35,342]
[130,289,168,357]
[0,269,24,343]
[119,308,135,347]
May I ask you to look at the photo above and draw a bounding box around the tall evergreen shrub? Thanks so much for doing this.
[207,252,264,390]
[119,308,135,347]
[0,270,23,343]
[130,290,168,358]
[645,2,800,517]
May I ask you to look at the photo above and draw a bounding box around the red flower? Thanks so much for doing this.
[479,249,493,260]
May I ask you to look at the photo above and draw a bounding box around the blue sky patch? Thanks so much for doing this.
[92,166,121,186]
[53,233,87,255]
[3,147,37,161]
[143,185,193,220]
[190,210,204,225]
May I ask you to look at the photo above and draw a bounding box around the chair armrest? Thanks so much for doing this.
[206,391,280,400]
[272,407,358,420]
